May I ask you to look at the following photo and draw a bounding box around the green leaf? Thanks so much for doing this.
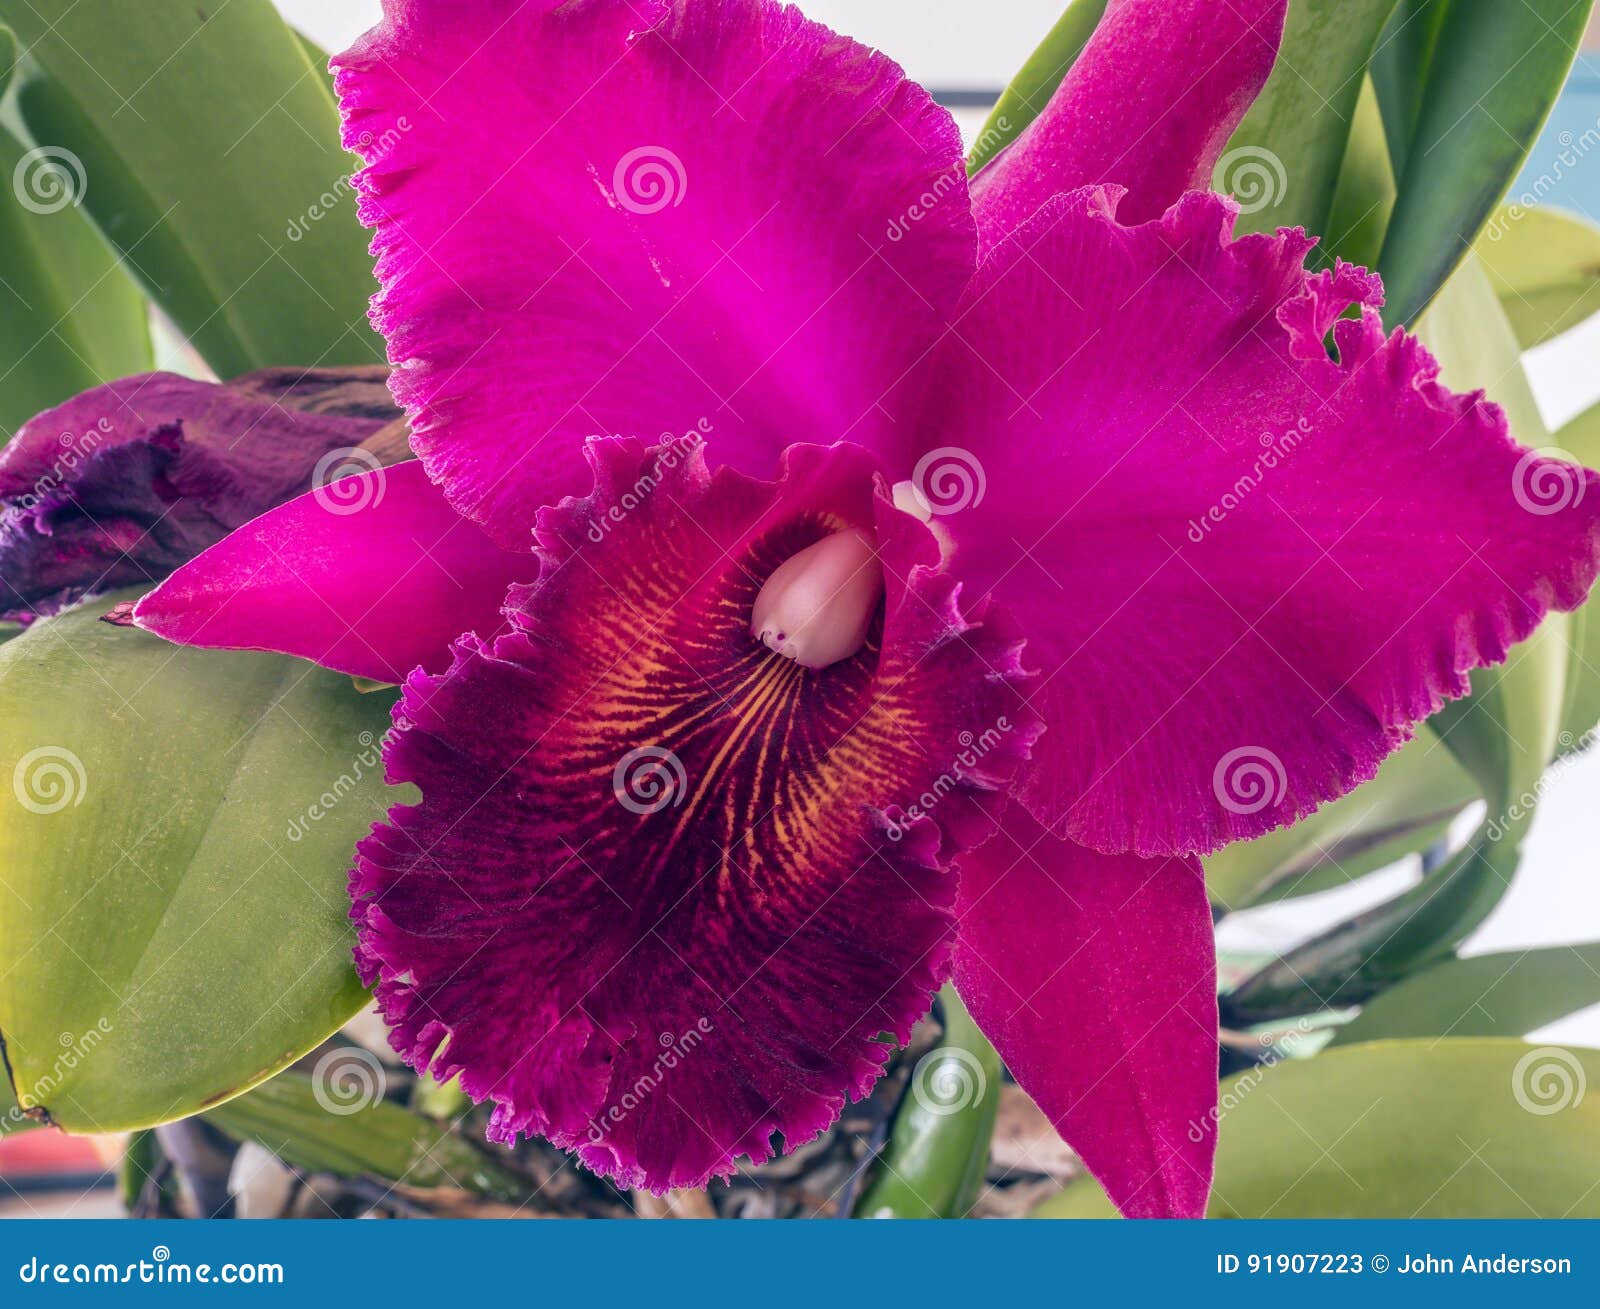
[1475,205,1600,349]
[207,1069,527,1202]
[856,987,1002,1218]
[1219,0,1400,243]
[1331,946,1600,1047]
[0,0,382,378]
[0,24,151,445]
[1320,75,1397,271]
[967,0,1108,176]
[1374,0,1594,328]
[1038,1039,1600,1217]
[1557,400,1600,743]
[0,591,400,1133]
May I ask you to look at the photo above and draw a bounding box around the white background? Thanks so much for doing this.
[276,0,1600,1042]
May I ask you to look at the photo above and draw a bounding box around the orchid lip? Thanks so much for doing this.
[750,528,884,670]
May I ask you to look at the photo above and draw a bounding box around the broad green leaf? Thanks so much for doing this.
[856,987,1002,1218]
[0,592,399,1133]
[1207,729,1472,909]
[1331,946,1600,1047]
[1220,0,1399,243]
[206,1069,526,1202]
[0,0,382,378]
[967,0,1108,176]
[1374,0,1594,327]
[1368,0,1449,178]
[1222,258,1567,1020]
[1320,76,1397,271]
[0,24,150,444]
[1557,400,1600,743]
[1038,1039,1600,1217]
[1474,206,1600,348]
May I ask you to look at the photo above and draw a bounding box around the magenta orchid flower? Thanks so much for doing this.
[114,0,1600,1216]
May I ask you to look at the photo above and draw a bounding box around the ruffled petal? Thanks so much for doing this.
[335,0,976,546]
[0,371,395,624]
[953,806,1216,1219]
[919,189,1600,857]
[122,460,533,684]
[352,438,1035,1190]
[971,0,1286,247]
